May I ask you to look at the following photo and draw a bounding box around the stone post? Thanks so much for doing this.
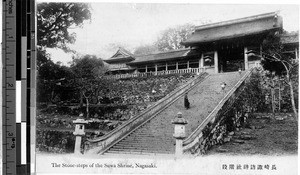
[172,112,188,157]
[73,118,88,154]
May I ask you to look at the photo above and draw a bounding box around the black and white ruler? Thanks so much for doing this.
[2,0,36,174]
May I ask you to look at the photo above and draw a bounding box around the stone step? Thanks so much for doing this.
[118,140,174,145]
[126,136,173,140]
[132,133,173,136]
[110,148,172,152]
[128,134,157,137]
[117,140,174,145]
[133,129,173,133]
[111,148,173,153]
[108,148,173,154]
[133,130,173,133]
[114,143,174,149]
[105,150,172,155]
[113,144,173,150]
[124,135,172,139]
[122,136,174,141]
[118,141,174,145]
[115,140,174,145]
[105,150,152,155]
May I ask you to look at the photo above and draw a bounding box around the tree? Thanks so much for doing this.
[70,55,108,118]
[155,23,195,51]
[133,44,158,55]
[36,49,75,103]
[36,2,91,76]
[247,32,298,120]
[134,22,209,54]
[71,55,105,79]
[256,70,282,113]
[36,3,91,104]
[37,2,91,51]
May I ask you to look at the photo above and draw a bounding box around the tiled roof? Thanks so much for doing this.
[128,48,199,64]
[182,12,282,46]
[105,47,135,63]
[111,47,133,58]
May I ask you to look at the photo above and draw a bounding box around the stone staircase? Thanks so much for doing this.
[104,72,246,155]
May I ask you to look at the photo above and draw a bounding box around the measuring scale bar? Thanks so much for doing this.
[2,0,36,174]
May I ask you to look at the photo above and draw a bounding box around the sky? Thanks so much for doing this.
[10,1,300,65]
[43,2,299,65]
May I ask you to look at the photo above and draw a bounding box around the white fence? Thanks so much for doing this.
[107,67,206,79]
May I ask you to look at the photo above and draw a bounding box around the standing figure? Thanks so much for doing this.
[184,93,190,109]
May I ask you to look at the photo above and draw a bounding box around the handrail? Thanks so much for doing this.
[182,68,254,151]
[85,72,209,154]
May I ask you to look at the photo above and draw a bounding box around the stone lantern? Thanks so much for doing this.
[172,112,188,157]
[73,118,88,154]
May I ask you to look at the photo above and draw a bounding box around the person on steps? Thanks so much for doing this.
[184,93,190,109]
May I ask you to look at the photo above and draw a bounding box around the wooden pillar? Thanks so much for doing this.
[176,62,178,70]
[214,51,218,73]
[155,64,158,75]
[244,47,249,70]
[166,62,168,71]
[198,54,204,73]
[187,61,189,69]
[295,48,298,59]
[199,58,201,69]
[260,44,263,56]
[200,53,204,67]
[145,65,148,73]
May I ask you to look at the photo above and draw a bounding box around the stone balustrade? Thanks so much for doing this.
[106,67,206,79]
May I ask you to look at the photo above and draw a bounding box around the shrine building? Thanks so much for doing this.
[104,12,298,78]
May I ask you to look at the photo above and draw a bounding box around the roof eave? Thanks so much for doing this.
[182,28,280,46]
[194,11,279,31]
[104,57,135,63]
[127,54,200,65]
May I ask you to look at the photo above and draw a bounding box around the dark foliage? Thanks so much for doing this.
[37,3,91,50]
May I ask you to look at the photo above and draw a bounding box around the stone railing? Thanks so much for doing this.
[182,68,255,155]
[107,67,206,79]
[84,72,209,154]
